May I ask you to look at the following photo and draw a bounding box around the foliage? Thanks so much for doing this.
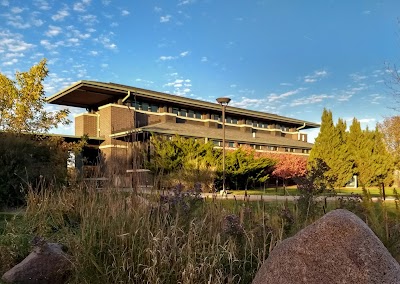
[224,147,275,190]
[348,119,393,187]
[309,110,394,188]
[0,133,85,208]
[0,58,70,133]
[267,154,308,188]
[147,136,276,191]
[378,116,400,168]
[147,135,219,190]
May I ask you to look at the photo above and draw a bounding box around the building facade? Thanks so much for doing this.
[48,81,319,170]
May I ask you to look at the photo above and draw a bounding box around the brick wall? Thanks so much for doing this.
[75,114,97,137]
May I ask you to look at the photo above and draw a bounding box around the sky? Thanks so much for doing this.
[1,0,400,142]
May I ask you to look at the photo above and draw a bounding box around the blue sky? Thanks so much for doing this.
[0,0,399,141]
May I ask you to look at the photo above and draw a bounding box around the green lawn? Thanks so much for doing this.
[229,186,399,198]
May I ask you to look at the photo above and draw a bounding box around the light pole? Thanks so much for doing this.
[216,97,231,195]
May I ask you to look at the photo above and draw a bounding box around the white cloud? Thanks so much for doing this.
[79,14,98,25]
[268,88,305,103]
[33,0,51,10]
[52,8,69,21]
[0,30,35,53]
[3,58,18,66]
[32,18,44,27]
[89,50,98,56]
[6,16,31,29]
[3,52,24,59]
[11,7,24,13]
[163,78,192,96]
[230,97,266,109]
[73,2,87,12]
[291,94,333,106]
[201,56,208,62]
[160,15,171,23]
[359,118,376,124]
[101,63,108,68]
[350,73,367,82]
[121,10,130,16]
[154,6,162,13]
[135,78,154,86]
[180,51,189,57]
[178,0,195,5]
[1,0,9,6]
[96,33,117,50]
[304,70,328,83]
[159,55,176,61]
[46,25,62,37]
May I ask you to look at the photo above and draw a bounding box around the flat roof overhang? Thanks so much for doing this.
[47,80,320,129]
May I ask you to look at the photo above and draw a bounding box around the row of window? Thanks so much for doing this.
[132,100,295,132]
[211,140,309,153]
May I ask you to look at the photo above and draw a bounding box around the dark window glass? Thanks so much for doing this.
[195,112,202,119]
[232,118,238,124]
[151,105,158,112]
[142,102,149,111]
[180,109,187,117]
[172,108,179,115]
[188,110,194,118]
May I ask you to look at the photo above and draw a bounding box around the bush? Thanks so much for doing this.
[0,133,69,208]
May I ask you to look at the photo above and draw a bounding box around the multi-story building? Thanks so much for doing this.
[48,80,319,169]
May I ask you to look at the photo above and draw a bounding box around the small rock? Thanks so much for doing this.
[2,241,71,284]
[253,209,400,284]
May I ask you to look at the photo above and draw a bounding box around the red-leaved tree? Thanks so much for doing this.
[267,154,308,189]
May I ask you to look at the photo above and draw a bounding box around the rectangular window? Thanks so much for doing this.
[214,114,220,121]
[195,112,202,119]
[226,117,232,124]
[246,120,252,125]
[269,146,277,151]
[212,140,221,146]
[232,118,238,124]
[150,105,158,112]
[187,110,194,118]
[172,108,179,115]
[228,142,234,148]
[180,109,187,117]
[142,102,149,111]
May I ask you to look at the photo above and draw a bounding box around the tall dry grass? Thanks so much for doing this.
[15,184,291,284]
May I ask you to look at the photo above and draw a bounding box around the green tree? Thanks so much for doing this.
[308,108,338,187]
[0,58,70,133]
[225,147,275,190]
[147,135,219,190]
[330,118,353,187]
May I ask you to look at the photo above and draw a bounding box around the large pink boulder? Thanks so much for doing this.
[253,209,400,284]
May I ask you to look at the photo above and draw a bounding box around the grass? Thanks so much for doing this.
[1,183,400,283]
[231,186,399,198]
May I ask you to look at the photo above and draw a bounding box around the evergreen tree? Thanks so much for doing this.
[308,108,337,187]
[330,118,353,187]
